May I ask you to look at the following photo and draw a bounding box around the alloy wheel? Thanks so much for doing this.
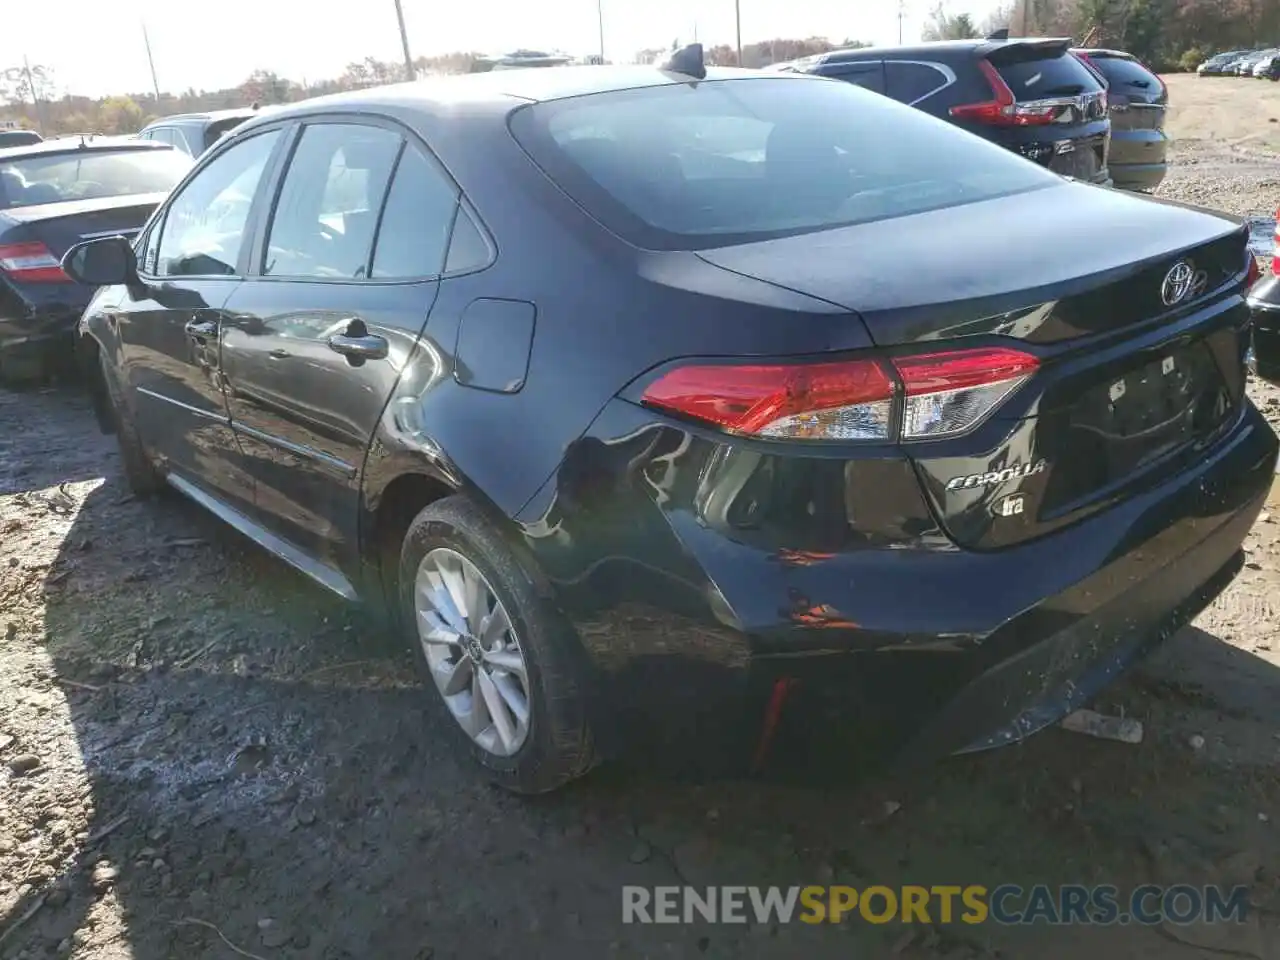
[414,547,532,756]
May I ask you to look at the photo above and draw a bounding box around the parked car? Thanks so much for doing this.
[1195,52,1243,75]
[1072,48,1168,191]
[776,38,1112,184]
[66,50,1277,793]
[137,107,261,157]
[0,130,42,148]
[1250,51,1280,76]
[1261,56,1280,81]
[0,138,190,383]
[1248,213,1280,383]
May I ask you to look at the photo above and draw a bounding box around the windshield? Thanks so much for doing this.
[0,148,190,210]
[508,76,1060,251]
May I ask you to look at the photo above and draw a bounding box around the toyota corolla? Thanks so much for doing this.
[65,48,1278,792]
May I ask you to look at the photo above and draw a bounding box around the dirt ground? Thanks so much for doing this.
[3,82,1280,960]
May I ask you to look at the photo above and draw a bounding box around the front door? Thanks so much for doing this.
[120,127,285,512]
[220,120,458,574]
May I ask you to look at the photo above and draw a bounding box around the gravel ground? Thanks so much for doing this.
[2,79,1280,960]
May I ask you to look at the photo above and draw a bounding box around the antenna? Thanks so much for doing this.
[661,42,707,80]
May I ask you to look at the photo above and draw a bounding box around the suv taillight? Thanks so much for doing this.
[0,241,70,283]
[950,59,1056,126]
[1272,208,1280,277]
[640,347,1040,442]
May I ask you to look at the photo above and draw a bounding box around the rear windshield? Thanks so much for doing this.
[204,117,252,152]
[991,49,1105,101]
[508,76,1059,251]
[0,131,42,148]
[0,148,190,209]
[1090,55,1162,92]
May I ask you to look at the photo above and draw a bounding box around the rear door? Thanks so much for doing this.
[220,118,458,575]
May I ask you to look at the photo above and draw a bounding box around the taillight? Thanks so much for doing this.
[1272,209,1280,277]
[0,242,70,283]
[950,59,1055,126]
[640,346,1039,442]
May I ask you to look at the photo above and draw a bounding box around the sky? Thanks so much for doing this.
[7,0,1008,99]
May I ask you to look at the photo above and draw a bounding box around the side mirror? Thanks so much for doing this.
[61,235,139,287]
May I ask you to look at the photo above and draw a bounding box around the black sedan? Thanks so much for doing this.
[66,49,1277,792]
[0,138,190,383]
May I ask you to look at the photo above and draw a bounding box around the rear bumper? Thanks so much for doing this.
[519,397,1278,765]
[1109,162,1168,191]
[1107,131,1169,191]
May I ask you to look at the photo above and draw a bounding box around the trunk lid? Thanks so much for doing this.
[698,184,1252,551]
[0,192,165,259]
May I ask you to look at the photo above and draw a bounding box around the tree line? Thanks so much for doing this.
[1,0,1272,138]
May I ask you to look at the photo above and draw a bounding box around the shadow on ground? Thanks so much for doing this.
[2,386,1280,960]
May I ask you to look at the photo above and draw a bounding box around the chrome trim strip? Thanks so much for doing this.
[136,386,229,423]
[165,473,359,601]
[232,421,356,478]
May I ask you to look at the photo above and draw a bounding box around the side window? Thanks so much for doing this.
[885,61,951,105]
[445,208,489,273]
[264,123,402,280]
[370,146,459,278]
[830,62,886,96]
[154,129,281,278]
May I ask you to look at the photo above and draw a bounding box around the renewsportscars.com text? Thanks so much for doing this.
[622,884,1250,926]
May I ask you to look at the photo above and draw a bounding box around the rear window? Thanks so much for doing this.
[1090,55,1161,91]
[991,49,1105,101]
[508,77,1058,251]
[0,148,190,209]
[204,117,252,152]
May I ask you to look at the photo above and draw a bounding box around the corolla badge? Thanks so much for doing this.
[1160,260,1207,307]
[945,459,1047,492]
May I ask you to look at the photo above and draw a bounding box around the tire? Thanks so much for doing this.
[98,353,165,498]
[398,495,596,794]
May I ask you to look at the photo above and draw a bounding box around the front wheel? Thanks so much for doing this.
[98,352,165,498]
[398,495,596,794]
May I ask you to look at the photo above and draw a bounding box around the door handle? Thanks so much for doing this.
[184,318,217,340]
[327,321,388,361]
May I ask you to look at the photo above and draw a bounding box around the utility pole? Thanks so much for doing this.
[735,0,743,66]
[393,0,415,81]
[21,57,46,134]
[141,21,161,102]
[597,0,606,62]
[1020,0,1031,36]
[898,0,906,44]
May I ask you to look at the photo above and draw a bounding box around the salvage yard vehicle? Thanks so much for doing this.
[137,107,262,157]
[1248,214,1280,383]
[0,138,191,383]
[66,47,1279,794]
[774,37,1113,184]
[1072,48,1169,192]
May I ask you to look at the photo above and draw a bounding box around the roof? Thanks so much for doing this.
[820,37,1074,63]
[233,64,809,122]
[0,137,175,161]
[141,107,262,128]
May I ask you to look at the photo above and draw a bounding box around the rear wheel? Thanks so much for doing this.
[99,353,164,498]
[398,495,596,794]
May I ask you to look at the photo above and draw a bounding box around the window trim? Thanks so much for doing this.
[884,59,957,106]
[246,111,494,286]
[139,123,293,283]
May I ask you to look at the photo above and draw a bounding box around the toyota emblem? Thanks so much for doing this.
[1161,260,1195,306]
